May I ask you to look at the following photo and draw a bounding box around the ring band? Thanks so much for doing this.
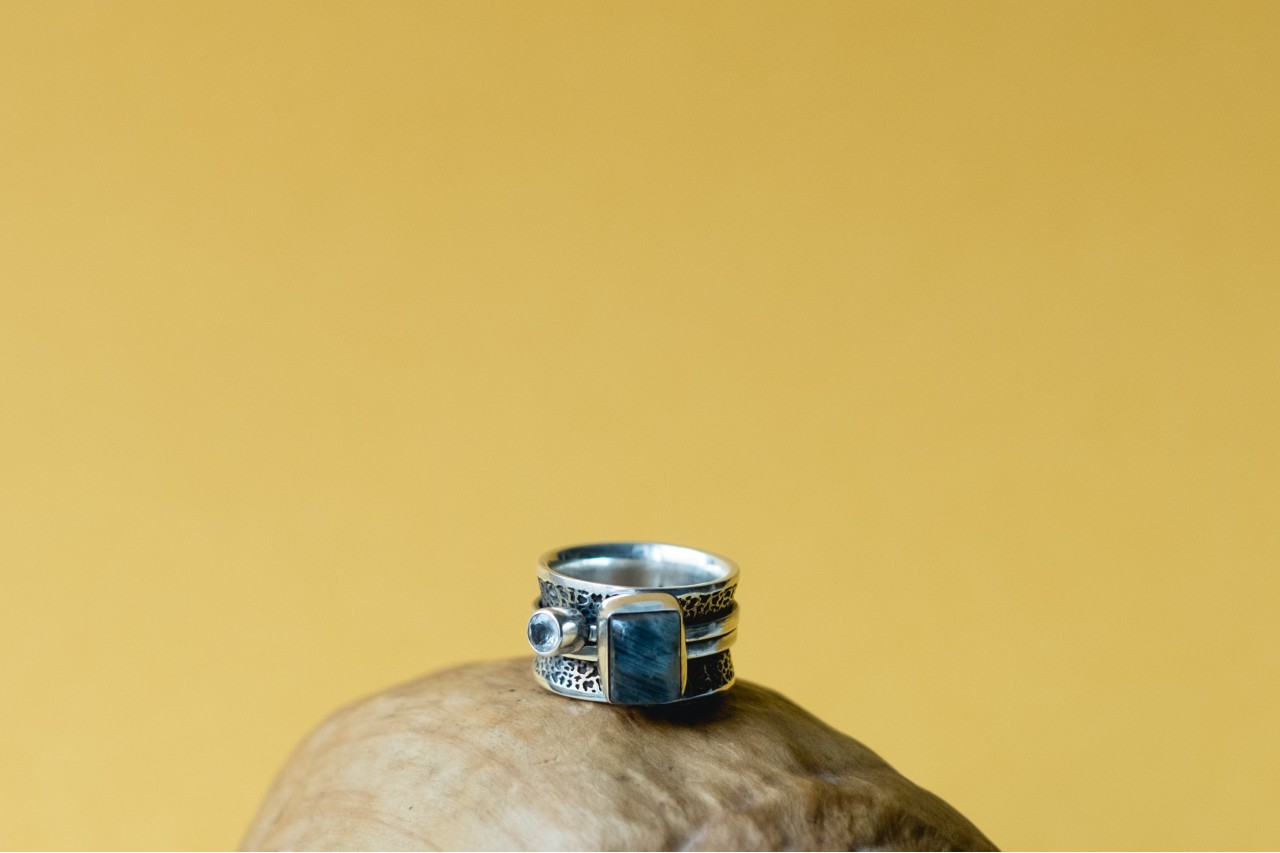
[527,542,739,705]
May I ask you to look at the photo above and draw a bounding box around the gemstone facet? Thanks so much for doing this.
[527,611,561,654]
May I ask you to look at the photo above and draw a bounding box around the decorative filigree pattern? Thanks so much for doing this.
[534,651,734,700]
[538,580,736,623]
[538,580,605,622]
[533,655,602,695]
[686,650,735,695]
[677,586,736,621]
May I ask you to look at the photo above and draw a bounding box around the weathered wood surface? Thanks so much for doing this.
[242,658,996,851]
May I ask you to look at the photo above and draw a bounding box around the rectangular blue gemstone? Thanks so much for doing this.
[607,610,683,704]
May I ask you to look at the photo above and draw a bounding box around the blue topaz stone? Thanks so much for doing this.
[526,606,587,656]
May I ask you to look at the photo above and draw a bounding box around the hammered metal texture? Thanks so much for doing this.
[538,579,736,623]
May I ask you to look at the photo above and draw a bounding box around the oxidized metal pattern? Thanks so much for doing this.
[676,585,736,621]
[538,579,606,621]
[533,655,602,695]
[686,650,735,695]
[533,651,735,702]
[539,578,736,622]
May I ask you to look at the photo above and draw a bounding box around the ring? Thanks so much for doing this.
[527,542,739,705]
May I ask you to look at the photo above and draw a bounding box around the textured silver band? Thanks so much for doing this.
[527,542,739,705]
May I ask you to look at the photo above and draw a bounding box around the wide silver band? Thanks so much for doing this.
[527,542,739,705]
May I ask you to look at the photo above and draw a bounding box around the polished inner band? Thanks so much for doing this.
[540,542,737,592]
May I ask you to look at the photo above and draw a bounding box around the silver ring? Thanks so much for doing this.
[527,542,739,705]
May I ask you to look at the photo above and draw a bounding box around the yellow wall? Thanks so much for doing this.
[2,2,1277,849]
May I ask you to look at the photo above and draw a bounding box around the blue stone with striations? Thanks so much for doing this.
[607,610,683,704]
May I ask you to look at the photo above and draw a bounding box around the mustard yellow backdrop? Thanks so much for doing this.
[2,2,1277,849]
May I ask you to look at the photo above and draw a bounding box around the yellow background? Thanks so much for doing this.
[1,2,1277,849]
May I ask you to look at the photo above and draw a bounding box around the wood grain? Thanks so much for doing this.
[242,658,996,851]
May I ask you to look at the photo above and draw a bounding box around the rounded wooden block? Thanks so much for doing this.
[242,658,996,851]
